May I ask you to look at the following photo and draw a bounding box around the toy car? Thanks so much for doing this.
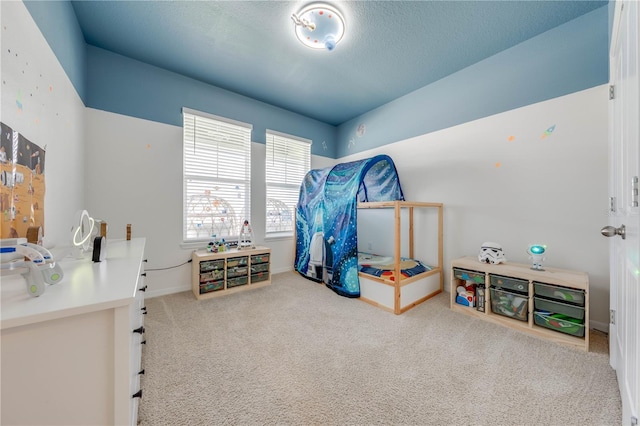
[478,242,506,264]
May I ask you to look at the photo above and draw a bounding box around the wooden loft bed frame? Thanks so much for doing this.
[357,200,444,314]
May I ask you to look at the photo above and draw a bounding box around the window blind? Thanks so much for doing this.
[183,108,252,242]
[265,130,311,235]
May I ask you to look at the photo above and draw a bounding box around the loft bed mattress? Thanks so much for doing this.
[358,252,433,282]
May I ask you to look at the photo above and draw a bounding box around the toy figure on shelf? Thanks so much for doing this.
[527,244,546,271]
[207,235,227,253]
[478,242,506,264]
[238,220,255,250]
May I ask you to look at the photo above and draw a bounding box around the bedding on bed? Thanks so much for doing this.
[358,252,433,281]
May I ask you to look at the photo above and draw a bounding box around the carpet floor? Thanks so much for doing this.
[138,272,621,425]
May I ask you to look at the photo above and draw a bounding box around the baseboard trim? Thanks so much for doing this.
[590,320,609,334]
[145,267,295,299]
[146,284,190,299]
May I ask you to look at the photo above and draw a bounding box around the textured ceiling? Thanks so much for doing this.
[70,1,608,126]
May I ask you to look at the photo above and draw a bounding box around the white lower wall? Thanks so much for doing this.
[340,85,610,328]
[84,108,334,297]
[84,86,609,328]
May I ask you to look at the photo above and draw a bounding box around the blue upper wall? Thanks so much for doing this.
[23,0,337,157]
[25,1,609,160]
[336,6,609,158]
[85,46,337,155]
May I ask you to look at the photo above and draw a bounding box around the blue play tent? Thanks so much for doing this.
[294,155,404,297]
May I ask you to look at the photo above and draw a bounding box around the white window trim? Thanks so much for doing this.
[182,108,252,244]
[265,130,311,237]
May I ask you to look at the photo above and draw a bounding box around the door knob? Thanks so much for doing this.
[601,225,626,239]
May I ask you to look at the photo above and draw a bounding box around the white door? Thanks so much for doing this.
[606,1,640,425]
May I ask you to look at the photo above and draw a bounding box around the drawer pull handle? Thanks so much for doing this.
[141,273,147,277]
[133,326,145,334]
[132,390,142,399]
[138,369,145,375]
[139,285,147,292]
[141,307,147,312]
[144,259,148,263]
[142,311,147,315]
[141,340,146,345]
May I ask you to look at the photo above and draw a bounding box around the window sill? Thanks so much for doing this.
[265,232,293,241]
[180,241,211,250]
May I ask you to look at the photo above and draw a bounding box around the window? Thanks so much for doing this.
[183,108,252,242]
[265,130,311,235]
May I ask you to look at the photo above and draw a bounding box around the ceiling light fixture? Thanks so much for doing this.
[291,3,345,51]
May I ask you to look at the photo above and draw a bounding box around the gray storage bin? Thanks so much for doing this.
[227,266,248,278]
[534,296,585,320]
[534,312,585,337]
[200,280,224,294]
[251,272,269,283]
[251,263,270,274]
[200,269,224,282]
[227,276,248,288]
[453,268,485,284]
[227,256,248,268]
[200,259,224,272]
[533,282,585,306]
[251,254,270,264]
[490,287,528,321]
[490,274,528,294]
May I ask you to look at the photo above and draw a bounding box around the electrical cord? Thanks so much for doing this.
[146,259,192,272]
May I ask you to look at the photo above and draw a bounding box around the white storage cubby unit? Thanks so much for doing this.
[0,238,147,425]
[450,256,589,351]
[192,246,271,300]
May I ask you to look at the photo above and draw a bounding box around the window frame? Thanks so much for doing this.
[265,129,311,238]
[182,107,252,244]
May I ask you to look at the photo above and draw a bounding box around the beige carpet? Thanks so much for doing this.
[138,272,621,425]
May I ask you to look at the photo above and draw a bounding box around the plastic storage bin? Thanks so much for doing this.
[490,274,528,294]
[534,312,585,337]
[227,256,248,268]
[200,270,224,282]
[200,259,224,272]
[200,280,224,294]
[534,282,585,306]
[533,296,585,320]
[227,266,248,278]
[251,272,269,283]
[251,254,270,264]
[453,268,485,284]
[251,263,269,274]
[490,287,528,321]
[227,276,248,288]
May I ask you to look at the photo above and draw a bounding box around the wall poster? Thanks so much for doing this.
[1,122,46,239]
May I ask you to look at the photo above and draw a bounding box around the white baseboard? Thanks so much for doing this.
[145,267,295,299]
[590,320,609,334]
[146,284,190,299]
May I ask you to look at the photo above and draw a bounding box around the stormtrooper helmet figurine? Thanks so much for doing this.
[478,242,506,264]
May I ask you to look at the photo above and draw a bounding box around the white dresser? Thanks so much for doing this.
[1,238,147,425]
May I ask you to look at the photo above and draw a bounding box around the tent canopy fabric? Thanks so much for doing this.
[294,155,404,297]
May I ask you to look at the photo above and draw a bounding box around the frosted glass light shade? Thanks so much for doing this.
[294,3,345,51]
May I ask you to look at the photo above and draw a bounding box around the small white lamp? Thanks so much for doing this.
[71,210,95,258]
